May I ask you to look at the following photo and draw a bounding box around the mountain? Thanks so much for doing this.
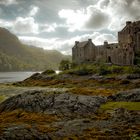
[0,28,71,71]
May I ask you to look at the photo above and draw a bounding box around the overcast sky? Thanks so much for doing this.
[0,0,140,54]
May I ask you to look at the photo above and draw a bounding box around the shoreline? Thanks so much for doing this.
[0,72,140,139]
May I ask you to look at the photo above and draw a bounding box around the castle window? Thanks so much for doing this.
[108,56,112,63]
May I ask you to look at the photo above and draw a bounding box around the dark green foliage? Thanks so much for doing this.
[59,60,71,71]
[110,65,123,73]
[63,64,94,75]
[71,62,77,69]
[42,69,55,75]
[62,63,140,76]
[134,51,140,65]
[134,57,140,65]
[98,65,111,75]
[68,67,93,75]
[131,66,140,74]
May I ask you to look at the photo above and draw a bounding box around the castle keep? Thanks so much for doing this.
[72,21,140,65]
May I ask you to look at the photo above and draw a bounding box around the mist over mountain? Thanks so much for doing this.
[0,28,71,71]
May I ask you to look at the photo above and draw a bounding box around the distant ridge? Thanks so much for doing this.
[0,27,71,71]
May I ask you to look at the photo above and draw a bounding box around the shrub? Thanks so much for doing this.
[63,64,95,75]
[67,66,93,75]
[131,66,140,74]
[131,134,140,140]
[98,65,111,75]
[110,65,123,74]
[74,68,92,75]
[59,60,71,71]
[42,69,55,75]
[122,66,140,74]
[63,63,140,76]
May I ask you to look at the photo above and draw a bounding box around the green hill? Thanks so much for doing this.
[0,28,71,71]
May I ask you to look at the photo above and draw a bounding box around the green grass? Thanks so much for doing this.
[0,95,6,103]
[63,63,140,76]
[100,102,140,111]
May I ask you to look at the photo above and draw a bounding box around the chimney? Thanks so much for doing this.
[88,39,92,42]
[75,41,79,45]
[126,21,131,26]
[104,40,108,45]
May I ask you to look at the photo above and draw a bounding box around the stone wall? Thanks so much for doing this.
[72,39,96,64]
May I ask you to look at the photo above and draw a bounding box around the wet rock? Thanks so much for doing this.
[89,75,104,80]
[116,74,140,80]
[108,89,140,102]
[0,124,50,140]
[112,108,131,121]
[111,108,140,123]
[0,90,107,116]
[126,74,140,80]
[25,72,54,81]
[115,75,128,80]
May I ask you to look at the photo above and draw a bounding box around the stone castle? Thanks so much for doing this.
[72,21,140,65]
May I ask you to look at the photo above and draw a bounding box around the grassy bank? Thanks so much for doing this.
[100,102,140,111]
[63,64,140,76]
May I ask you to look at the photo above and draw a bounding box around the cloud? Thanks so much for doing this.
[0,0,17,6]
[0,19,13,28]
[94,33,117,45]
[58,4,110,31]
[40,23,57,33]
[12,17,39,34]
[0,8,3,17]
[0,4,40,34]
[85,5,110,30]
[29,5,39,17]
[58,0,140,32]
[0,16,39,35]
[58,9,87,32]
[98,0,140,31]
[19,32,117,54]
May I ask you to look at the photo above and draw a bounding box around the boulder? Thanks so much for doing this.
[0,90,107,116]
[108,89,140,102]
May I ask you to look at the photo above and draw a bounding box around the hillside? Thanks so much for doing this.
[0,28,71,71]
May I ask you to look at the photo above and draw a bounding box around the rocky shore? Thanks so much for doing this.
[0,72,140,139]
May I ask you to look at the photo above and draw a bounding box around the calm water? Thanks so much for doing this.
[0,72,36,83]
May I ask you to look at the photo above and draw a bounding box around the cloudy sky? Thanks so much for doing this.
[0,0,140,54]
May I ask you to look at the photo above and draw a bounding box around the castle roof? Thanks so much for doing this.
[74,39,94,48]
[76,41,88,48]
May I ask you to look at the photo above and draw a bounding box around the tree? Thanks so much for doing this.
[59,60,71,71]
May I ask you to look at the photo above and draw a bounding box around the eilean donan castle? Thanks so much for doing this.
[72,21,140,65]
